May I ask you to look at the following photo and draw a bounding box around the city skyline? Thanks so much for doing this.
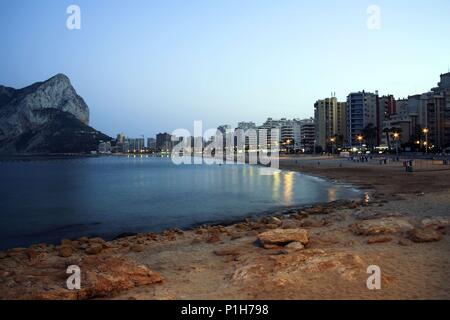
[121,71,449,147]
[1,0,450,137]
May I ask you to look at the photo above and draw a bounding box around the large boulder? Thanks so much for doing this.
[421,217,449,230]
[85,244,103,255]
[407,227,443,243]
[59,246,73,258]
[258,229,309,248]
[354,210,405,220]
[349,218,413,236]
[0,255,164,300]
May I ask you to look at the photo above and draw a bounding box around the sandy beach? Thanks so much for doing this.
[0,155,449,300]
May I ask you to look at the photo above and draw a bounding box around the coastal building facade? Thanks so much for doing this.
[147,138,156,150]
[156,133,173,152]
[299,118,315,152]
[425,73,450,148]
[314,96,347,150]
[127,138,145,153]
[346,91,379,147]
[236,122,258,151]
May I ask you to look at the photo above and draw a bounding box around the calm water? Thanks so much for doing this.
[0,156,361,250]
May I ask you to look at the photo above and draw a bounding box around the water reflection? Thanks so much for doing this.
[272,171,281,201]
[283,172,295,205]
[327,187,337,202]
[270,171,295,205]
[364,192,370,204]
[0,157,362,250]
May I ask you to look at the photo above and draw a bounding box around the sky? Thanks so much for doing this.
[1,0,450,138]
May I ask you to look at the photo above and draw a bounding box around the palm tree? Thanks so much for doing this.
[409,125,424,151]
[334,134,344,148]
[383,127,392,151]
[389,127,403,155]
[382,126,403,152]
[362,123,377,151]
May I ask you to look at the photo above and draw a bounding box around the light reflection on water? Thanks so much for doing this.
[364,192,370,204]
[272,171,281,202]
[328,188,338,202]
[283,171,295,205]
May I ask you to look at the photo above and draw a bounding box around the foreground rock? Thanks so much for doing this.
[408,227,443,243]
[282,242,305,253]
[86,244,103,255]
[354,210,405,220]
[231,250,366,286]
[0,255,163,300]
[258,229,309,249]
[349,218,413,236]
[421,217,450,230]
[367,236,393,244]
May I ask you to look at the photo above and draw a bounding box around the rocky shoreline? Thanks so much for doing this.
[0,199,364,299]
[0,157,449,300]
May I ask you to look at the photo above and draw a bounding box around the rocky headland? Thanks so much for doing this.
[0,74,110,155]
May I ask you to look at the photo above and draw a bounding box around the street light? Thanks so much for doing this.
[356,135,364,152]
[330,137,336,155]
[423,128,429,154]
[416,140,421,151]
[393,132,400,157]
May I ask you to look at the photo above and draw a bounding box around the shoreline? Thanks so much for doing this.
[0,186,364,252]
[0,156,449,299]
[0,157,364,251]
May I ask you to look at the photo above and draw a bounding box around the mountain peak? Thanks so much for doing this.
[47,73,70,82]
[39,73,72,89]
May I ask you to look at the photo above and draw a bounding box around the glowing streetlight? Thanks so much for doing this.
[393,132,400,157]
[330,137,336,154]
[422,128,429,154]
[356,135,364,152]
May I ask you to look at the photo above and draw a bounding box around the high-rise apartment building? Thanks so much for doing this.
[346,91,379,146]
[127,138,145,152]
[425,73,450,148]
[314,96,347,150]
[147,137,156,149]
[236,122,258,151]
[298,118,315,152]
[387,73,450,149]
[156,133,173,152]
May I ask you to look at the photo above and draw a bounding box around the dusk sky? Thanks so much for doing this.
[1,0,450,138]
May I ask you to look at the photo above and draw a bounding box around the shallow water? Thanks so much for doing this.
[0,156,361,249]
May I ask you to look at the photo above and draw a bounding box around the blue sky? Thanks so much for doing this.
[1,0,449,137]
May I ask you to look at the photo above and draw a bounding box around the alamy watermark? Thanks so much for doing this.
[366,265,381,290]
[66,5,81,30]
[367,5,381,30]
[170,121,280,174]
[66,265,81,290]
